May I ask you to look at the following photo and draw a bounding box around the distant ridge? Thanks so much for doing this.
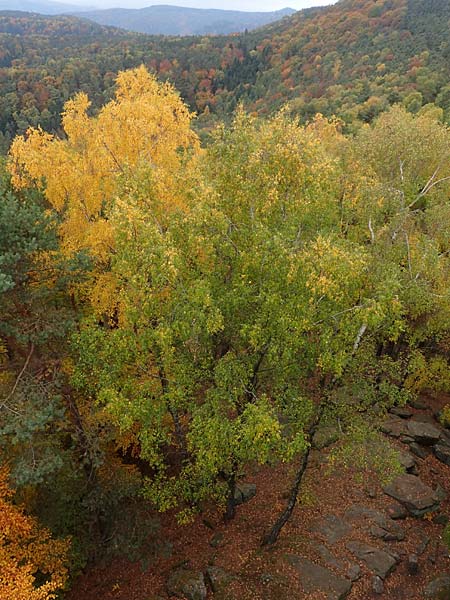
[74,5,296,36]
[0,0,93,14]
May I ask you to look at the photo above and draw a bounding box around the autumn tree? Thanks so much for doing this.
[71,110,400,523]
[0,467,69,600]
[8,65,200,316]
[346,106,450,397]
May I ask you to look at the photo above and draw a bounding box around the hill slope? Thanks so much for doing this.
[0,0,92,14]
[0,0,449,149]
[75,5,296,36]
[217,0,450,123]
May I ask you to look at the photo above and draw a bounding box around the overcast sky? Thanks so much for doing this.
[67,0,336,12]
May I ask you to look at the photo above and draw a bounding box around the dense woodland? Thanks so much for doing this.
[1,0,450,598]
[0,0,450,151]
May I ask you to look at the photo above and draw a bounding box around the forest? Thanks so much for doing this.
[2,62,450,598]
[0,0,450,152]
[1,0,450,598]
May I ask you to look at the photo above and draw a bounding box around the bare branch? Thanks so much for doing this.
[404,231,413,279]
[0,343,34,414]
[352,323,367,354]
[368,218,375,244]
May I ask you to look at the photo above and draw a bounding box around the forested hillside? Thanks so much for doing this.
[0,0,88,13]
[2,63,450,599]
[0,0,449,150]
[2,1,450,598]
[75,5,295,36]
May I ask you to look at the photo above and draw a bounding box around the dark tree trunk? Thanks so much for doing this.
[261,404,324,546]
[224,472,237,521]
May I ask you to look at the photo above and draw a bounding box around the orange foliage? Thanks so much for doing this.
[0,468,69,600]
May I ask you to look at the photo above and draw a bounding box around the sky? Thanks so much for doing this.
[65,0,336,12]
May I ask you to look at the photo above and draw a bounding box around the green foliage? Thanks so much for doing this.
[2,61,450,591]
[0,162,56,294]
[0,0,450,148]
[439,405,450,428]
[443,522,450,550]
[328,420,403,485]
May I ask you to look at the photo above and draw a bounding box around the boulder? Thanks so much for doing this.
[205,566,233,593]
[412,414,437,424]
[311,514,352,544]
[386,503,408,520]
[314,543,360,580]
[409,442,429,459]
[383,474,440,517]
[434,443,450,467]
[166,569,207,600]
[397,450,416,473]
[286,555,352,599]
[407,421,441,445]
[424,574,450,599]
[372,575,384,594]
[433,513,449,526]
[435,484,447,503]
[233,482,256,505]
[346,564,361,582]
[381,418,408,438]
[408,398,427,409]
[346,541,397,579]
[344,505,404,541]
[390,406,413,419]
[370,522,405,542]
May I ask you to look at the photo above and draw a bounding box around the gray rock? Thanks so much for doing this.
[205,566,233,593]
[315,543,345,568]
[315,543,360,581]
[386,503,408,520]
[346,564,361,582]
[383,474,440,517]
[344,505,404,541]
[286,555,352,599]
[233,482,256,505]
[372,575,384,594]
[370,522,405,542]
[409,398,427,409]
[311,514,352,544]
[424,574,450,599]
[434,443,450,466]
[440,430,450,444]
[397,450,416,472]
[312,426,340,450]
[390,406,413,419]
[166,569,207,600]
[417,535,430,556]
[344,505,383,522]
[407,421,441,445]
[409,442,429,459]
[381,418,408,438]
[400,434,416,444]
[435,484,447,503]
[346,541,397,579]
[412,414,437,424]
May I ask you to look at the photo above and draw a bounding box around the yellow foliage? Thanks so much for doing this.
[8,66,200,315]
[0,468,69,600]
[9,66,199,259]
